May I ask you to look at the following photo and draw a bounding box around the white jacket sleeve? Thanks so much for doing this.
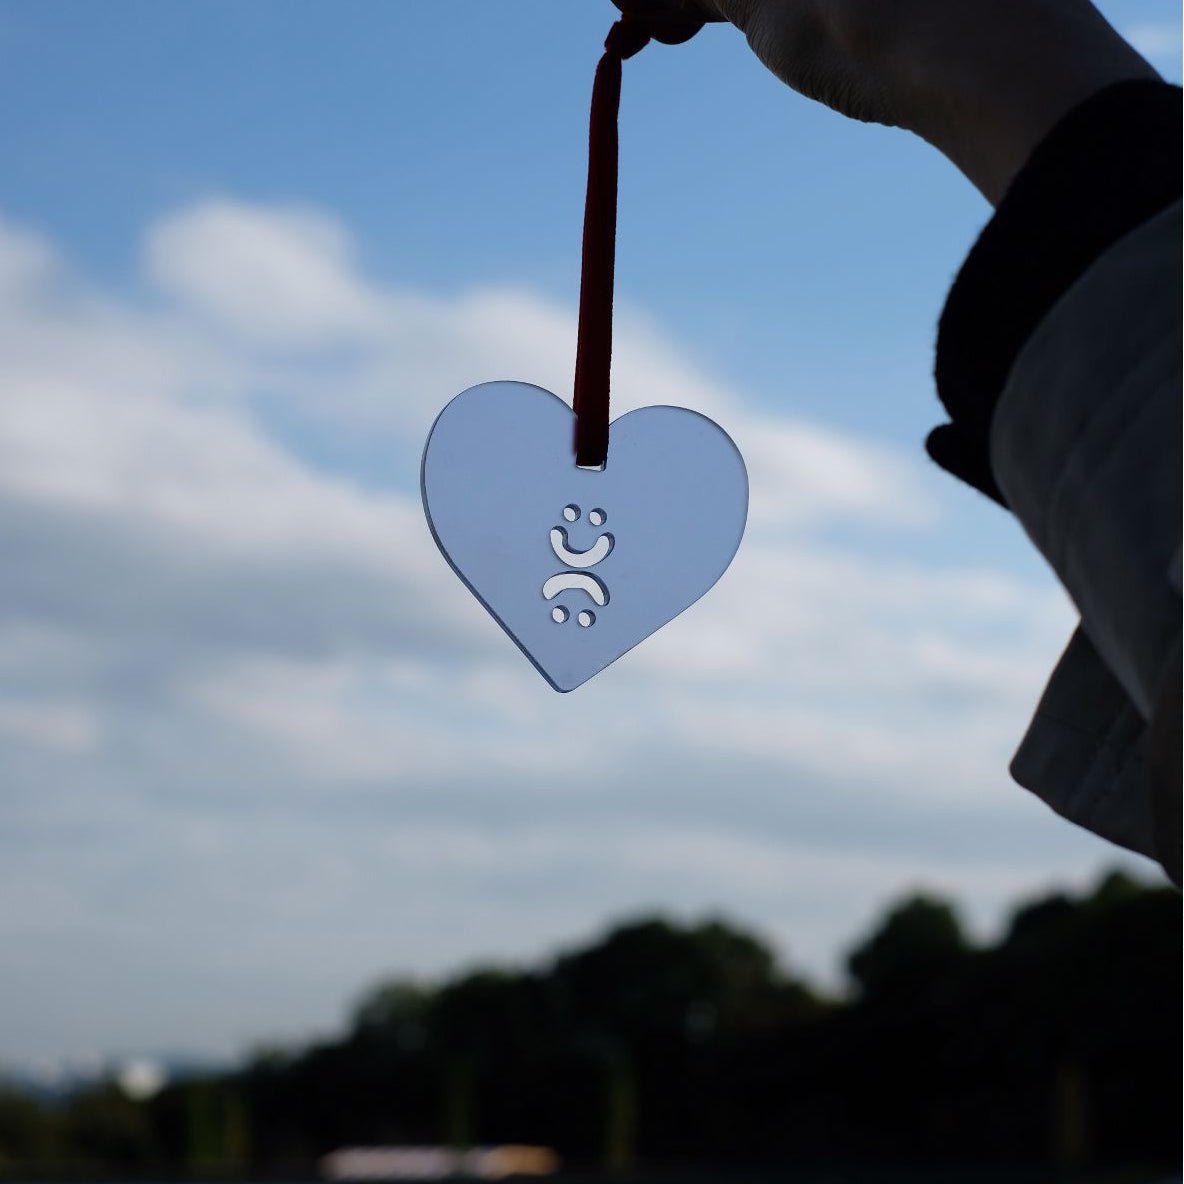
[989,202,1182,867]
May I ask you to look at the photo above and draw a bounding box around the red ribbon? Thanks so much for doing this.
[571,18,653,469]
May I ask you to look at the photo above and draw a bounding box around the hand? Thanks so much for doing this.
[613,0,1160,203]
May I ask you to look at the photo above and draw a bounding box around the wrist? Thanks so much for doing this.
[896,1,1160,204]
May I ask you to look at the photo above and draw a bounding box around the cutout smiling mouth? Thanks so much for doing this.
[543,503,612,626]
[549,526,614,568]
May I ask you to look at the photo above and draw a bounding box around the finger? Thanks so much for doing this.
[609,0,727,44]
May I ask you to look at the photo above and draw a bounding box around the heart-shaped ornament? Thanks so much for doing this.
[422,381,748,691]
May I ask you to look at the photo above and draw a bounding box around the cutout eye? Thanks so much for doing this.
[563,504,580,522]
[588,508,607,527]
[551,606,569,624]
[577,610,595,628]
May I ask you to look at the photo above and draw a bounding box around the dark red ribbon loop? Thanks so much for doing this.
[571,18,651,469]
[605,14,652,59]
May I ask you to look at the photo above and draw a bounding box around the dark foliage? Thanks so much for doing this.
[0,870,1178,1178]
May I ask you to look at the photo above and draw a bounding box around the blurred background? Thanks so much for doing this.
[0,2,1180,1179]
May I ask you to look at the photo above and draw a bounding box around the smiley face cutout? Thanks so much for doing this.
[544,504,612,625]
[550,505,613,568]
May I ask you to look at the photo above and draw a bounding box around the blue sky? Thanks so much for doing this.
[0,2,1179,1072]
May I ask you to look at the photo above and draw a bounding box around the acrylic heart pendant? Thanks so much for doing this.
[421,381,748,691]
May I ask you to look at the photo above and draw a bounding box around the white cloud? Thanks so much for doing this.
[0,697,98,752]
[146,200,389,343]
[0,218,58,299]
[0,198,1136,1065]
[740,415,934,528]
[134,200,936,529]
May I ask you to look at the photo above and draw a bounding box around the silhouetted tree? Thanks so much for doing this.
[0,1087,61,1170]
[846,894,971,1000]
[0,872,1177,1179]
[61,1084,156,1172]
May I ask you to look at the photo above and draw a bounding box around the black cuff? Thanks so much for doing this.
[928,79,1183,505]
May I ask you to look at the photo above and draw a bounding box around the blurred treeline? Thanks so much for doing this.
[0,869,1179,1180]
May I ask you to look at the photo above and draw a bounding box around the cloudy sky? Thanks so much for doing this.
[1,2,1180,1070]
